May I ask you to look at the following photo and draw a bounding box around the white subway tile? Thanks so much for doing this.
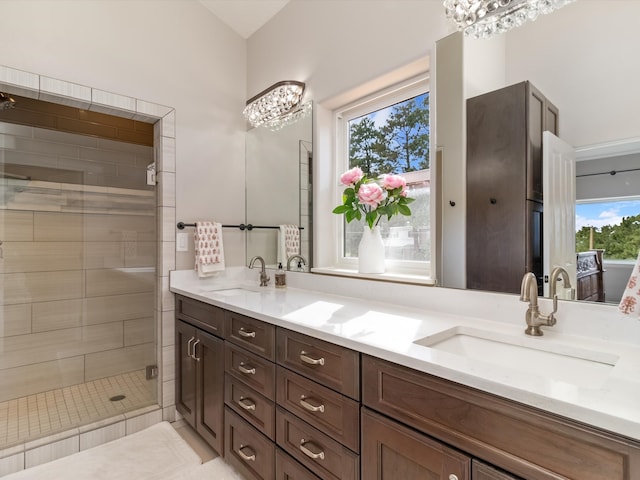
[135,100,172,121]
[25,435,79,468]
[39,76,91,109]
[0,451,24,477]
[90,89,136,118]
[79,421,126,451]
[125,408,162,435]
[0,65,39,99]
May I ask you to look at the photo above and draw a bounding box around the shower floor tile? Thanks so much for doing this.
[0,370,155,450]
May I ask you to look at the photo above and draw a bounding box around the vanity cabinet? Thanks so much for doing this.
[175,295,225,455]
[362,355,640,480]
[361,407,471,480]
[466,81,558,295]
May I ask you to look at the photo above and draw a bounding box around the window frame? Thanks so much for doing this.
[331,75,432,278]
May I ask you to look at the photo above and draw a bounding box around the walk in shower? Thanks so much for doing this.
[0,94,158,449]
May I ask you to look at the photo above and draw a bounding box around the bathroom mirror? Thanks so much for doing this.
[245,106,312,270]
[438,1,639,304]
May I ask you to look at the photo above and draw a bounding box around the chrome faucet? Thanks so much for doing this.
[520,272,557,336]
[286,254,307,271]
[549,266,575,300]
[248,256,270,286]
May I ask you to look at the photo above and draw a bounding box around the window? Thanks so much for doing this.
[334,78,431,276]
[576,198,640,260]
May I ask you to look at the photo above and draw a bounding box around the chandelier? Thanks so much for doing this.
[243,80,310,131]
[443,0,576,39]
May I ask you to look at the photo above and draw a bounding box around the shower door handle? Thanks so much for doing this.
[191,339,201,362]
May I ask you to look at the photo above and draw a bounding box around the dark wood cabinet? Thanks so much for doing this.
[175,319,224,454]
[362,355,640,480]
[362,407,470,480]
[466,81,558,294]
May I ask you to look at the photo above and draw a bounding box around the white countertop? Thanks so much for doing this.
[170,268,640,442]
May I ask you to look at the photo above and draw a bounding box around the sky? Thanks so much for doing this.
[575,199,640,231]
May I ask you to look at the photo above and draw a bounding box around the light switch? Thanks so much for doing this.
[177,232,189,252]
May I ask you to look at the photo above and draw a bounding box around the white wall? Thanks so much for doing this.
[0,0,248,269]
[503,0,640,148]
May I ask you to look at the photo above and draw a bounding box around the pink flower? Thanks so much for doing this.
[358,182,385,208]
[382,174,406,190]
[340,167,364,186]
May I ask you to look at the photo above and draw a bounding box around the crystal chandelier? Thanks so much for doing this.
[243,80,310,131]
[443,0,576,39]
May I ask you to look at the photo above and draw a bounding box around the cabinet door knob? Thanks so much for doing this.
[300,439,325,460]
[490,197,497,204]
[300,395,325,413]
[238,327,256,338]
[238,362,256,375]
[237,445,256,462]
[300,351,325,366]
[237,396,256,411]
[448,475,459,480]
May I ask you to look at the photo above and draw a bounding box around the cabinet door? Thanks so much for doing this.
[362,408,470,480]
[195,329,224,455]
[175,320,197,426]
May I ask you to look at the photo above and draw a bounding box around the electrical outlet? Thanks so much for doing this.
[177,232,189,252]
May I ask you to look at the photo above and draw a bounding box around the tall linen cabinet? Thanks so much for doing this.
[466,81,558,294]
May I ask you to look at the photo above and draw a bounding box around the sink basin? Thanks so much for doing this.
[199,284,264,296]
[414,326,618,388]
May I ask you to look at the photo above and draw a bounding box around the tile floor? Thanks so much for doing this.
[0,370,155,450]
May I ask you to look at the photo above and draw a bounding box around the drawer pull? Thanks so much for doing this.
[237,445,256,462]
[300,439,325,460]
[299,351,325,366]
[238,362,256,375]
[299,395,325,413]
[238,327,256,338]
[237,396,256,411]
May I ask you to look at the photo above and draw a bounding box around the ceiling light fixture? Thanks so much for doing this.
[243,80,310,131]
[443,0,575,39]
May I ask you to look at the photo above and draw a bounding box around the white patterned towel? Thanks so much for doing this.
[194,221,225,277]
[619,250,640,318]
[277,224,300,265]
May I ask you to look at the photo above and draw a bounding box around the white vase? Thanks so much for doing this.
[358,226,385,274]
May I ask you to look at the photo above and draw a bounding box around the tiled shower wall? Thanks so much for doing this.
[0,123,156,403]
[0,65,177,473]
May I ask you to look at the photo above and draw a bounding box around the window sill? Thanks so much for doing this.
[310,266,436,286]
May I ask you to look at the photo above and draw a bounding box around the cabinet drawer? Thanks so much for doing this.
[226,342,275,400]
[276,448,322,480]
[225,407,275,480]
[276,366,359,452]
[175,294,225,337]
[225,373,275,440]
[275,407,359,480]
[362,355,637,480]
[226,311,275,360]
[276,329,360,400]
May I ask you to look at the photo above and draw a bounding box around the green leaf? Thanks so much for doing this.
[398,204,412,216]
[332,205,350,214]
[345,209,355,223]
[366,211,377,229]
